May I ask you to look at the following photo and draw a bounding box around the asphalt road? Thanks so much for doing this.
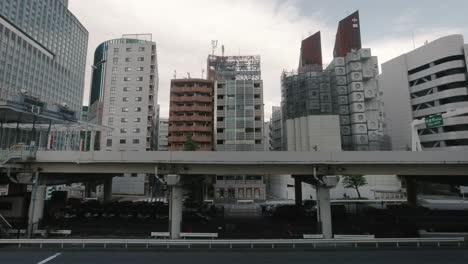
[2,250,468,264]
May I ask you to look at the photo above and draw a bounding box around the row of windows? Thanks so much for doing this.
[112,66,145,72]
[109,96,143,104]
[110,86,144,92]
[108,106,143,114]
[114,47,146,53]
[107,117,142,125]
[111,76,145,81]
[112,57,145,63]
[106,138,141,147]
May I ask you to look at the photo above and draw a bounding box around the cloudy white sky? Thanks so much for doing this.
[69,0,468,119]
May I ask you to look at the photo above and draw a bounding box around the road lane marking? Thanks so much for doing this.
[38,253,62,264]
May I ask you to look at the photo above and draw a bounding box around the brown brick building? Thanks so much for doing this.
[168,79,214,151]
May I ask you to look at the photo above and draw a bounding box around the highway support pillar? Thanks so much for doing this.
[316,186,332,239]
[294,177,302,206]
[27,172,46,238]
[405,177,418,207]
[103,177,113,202]
[166,174,182,239]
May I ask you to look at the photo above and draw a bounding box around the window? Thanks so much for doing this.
[109,97,116,105]
[120,128,127,134]
[123,97,129,102]
[137,57,144,61]
[124,77,131,81]
[107,131,113,137]
[121,118,128,123]
[138,47,145,51]
[135,97,142,102]
[134,118,141,122]
[106,139,112,147]
[107,117,114,125]
[113,57,118,63]
[125,57,131,62]
[109,107,116,114]
[122,107,129,112]
[133,128,141,133]
[112,67,118,73]
[123,87,130,91]
[137,77,143,81]
[126,47,132,52]
[135,107,142,112]
[110,87,116,92]
[136,87,143,91]
[114,48,119,53]
[125,67,131,72]
[137,67,144,71]
[133,139,140,144]
[120,139,126,144]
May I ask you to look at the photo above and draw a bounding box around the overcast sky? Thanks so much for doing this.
[69,0,468,119]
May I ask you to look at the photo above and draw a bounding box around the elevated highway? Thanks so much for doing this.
[28,150,468,177]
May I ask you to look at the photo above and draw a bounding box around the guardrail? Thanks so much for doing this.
[0,238,464,250]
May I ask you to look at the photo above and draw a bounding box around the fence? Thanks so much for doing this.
[0,238,464,250]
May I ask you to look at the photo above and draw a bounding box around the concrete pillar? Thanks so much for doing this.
[169,185,183,239]
[166,174,182,239]
[103,177,113,202]
[405,177,418,207]
[294,177,302,206]
[27,185,46,238]
[89,130,95,151]
[316,186,332,239]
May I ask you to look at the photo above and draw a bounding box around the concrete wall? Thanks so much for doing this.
[286,115,342,151]
[380,56,413,150]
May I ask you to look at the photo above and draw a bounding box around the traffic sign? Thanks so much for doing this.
[425,114,444,128]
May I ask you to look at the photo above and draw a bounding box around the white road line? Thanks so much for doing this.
[37,253,62,264]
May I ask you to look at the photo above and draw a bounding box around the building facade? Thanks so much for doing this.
[269,106,283,151]
[208,55,265,151]
[156,117,169,151]
[0,0,88,113]
[88,34,158,196]
[88,34,158,152]
[208,54,266,203]
[168,79,214,151]
[281,11,384,151]
[380,35,468,151]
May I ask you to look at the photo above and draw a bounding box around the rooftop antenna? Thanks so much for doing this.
[202,69,205,79]
[173,70,177,79]
[222,45,225,57]
[187,72,191,79]
[211,40,218,56]
[411,31,416,49]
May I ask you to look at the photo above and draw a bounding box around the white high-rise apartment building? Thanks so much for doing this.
[380,35,468,151]
[88,34,158,196]
[88,34,158,152]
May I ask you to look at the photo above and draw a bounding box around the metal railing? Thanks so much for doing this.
[1,144,37,164]
[0,238,464,250]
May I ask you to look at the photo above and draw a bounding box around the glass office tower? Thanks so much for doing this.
[0,0,88,113]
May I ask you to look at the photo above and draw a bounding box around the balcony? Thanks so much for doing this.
[172,86,213,94]
[171,96,212,103]
[170,115,213,122]
[169,126,213,132]
[171,105,213,113]
[169,135,212,143]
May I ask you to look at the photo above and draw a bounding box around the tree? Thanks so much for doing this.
[184,134,199,151]
[342,175,367,199]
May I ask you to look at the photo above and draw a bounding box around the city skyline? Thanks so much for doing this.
[69,0,468,119]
